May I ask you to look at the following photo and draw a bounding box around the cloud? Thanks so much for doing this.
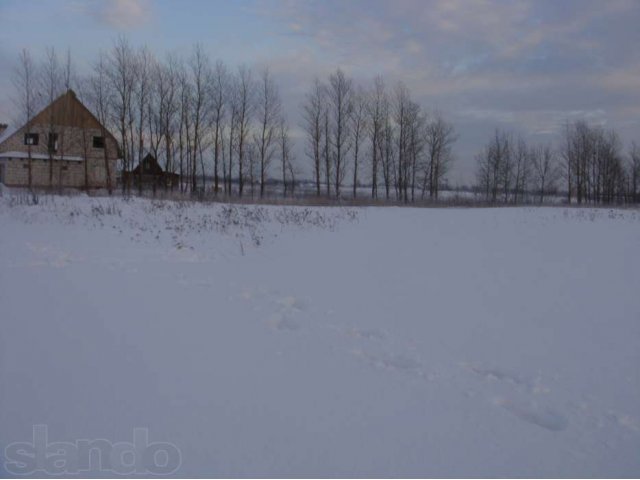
[288,22,304,33]
[74,0,152,30]
[246,0,640,181]
[103,0,151,29]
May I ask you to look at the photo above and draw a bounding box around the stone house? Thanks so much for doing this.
[0,90,119,189]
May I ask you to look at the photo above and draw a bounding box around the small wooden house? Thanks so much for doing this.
[122,153,180,188]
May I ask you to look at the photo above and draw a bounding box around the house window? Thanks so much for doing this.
[93,136,105,149]
[0,164,5,184]
[48,133,59,152]
[24,133,39,146]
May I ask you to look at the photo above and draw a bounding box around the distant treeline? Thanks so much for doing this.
[475,124,639,205]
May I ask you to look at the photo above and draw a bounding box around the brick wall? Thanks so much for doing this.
[0,123,118,188]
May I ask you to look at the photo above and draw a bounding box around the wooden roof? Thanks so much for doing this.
[30,90,117,143]
[131,153,165,175]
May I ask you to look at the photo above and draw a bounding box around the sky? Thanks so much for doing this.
[0,0,639,185]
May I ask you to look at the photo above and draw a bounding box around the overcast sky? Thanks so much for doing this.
[1,0,639,184]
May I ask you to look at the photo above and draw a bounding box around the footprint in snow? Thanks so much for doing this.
[265,296,306,332]
[345,327,387,341]
[495,397,569,432]
[277,296,304,311]
[467,364,551,395]
[604,410,640,433]
[465,363,568,432]
[351,348,430,380]
[267,312,300,331]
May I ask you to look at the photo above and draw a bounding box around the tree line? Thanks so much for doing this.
[10,38,639,205]
[475,123,640,205]
[10,38,457,202]
[302,74,456,202]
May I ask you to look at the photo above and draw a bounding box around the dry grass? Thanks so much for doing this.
[3,184,638,211]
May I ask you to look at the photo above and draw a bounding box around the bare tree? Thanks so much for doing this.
[381,95,395,200]
[247,142,257,197]
[107,36,136,194]
[562,120,626,204]
[328,68,353,197]
[423,112,456,200]
[475,148,492,200]
[221,123,228,194]
[322,105,331,196]
[89,52,115,194]
[302,78,324,196]
[225,71,241,195]
[629,143,640,203]
[61,49,74,91]
[407,102,426,202]
[367,76,386,199]
[598,130,624,204]
[176,59,192,193]
[287,157,297,196]
[562,120,592,204]
[350,86,368,198]
[188,44,210,193]
[40,47,63,187]
[147,64,163,163]
[235,65,255,197]
[148,53,179,190]
[560,120,574,204]
[531,144,558,203]
[499,133,514,203]
[475,129,511,202]
[13,48,38,190]
[134,46,153,193]
[512,137,530,203]
[278,116,292,196]
[59,49,76,189]
[211,60,228,194]
[254,68,281,197]
[394,82,417,203]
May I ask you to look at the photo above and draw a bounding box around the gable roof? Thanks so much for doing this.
[0,90,118,149]
[35,90,116,138]
[131,153,165,175]
[0,125,17,145]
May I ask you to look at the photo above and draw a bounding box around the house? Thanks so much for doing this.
[0,90,118,189]
[121,153,180,188]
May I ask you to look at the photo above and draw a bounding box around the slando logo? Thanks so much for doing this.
[4,425,182,475]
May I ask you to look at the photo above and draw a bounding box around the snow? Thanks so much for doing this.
[1,196,639,477]
[0,151,85,162]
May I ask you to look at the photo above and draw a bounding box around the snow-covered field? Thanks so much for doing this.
[1,195,639,477]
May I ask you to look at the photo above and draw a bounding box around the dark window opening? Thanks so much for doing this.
[48,133,59,152]
[24,133,39,146]
[93,136,105,149]
[62,165,69,171]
